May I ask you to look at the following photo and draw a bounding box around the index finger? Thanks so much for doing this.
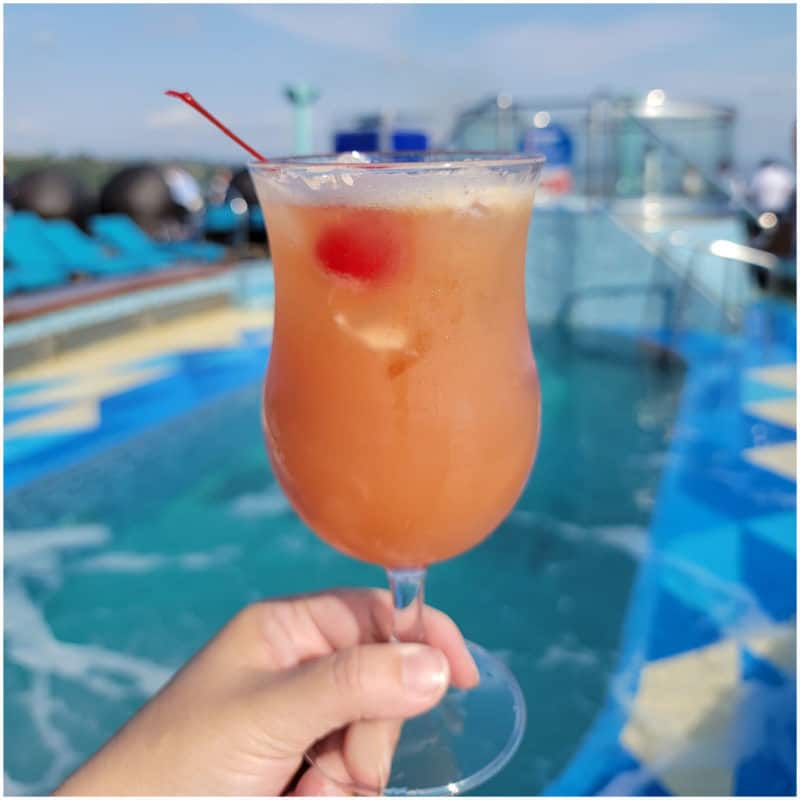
[249,589,480,689]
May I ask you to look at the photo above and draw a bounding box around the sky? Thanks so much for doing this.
[4,3,796,170]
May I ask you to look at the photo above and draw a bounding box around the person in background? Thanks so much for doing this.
[747,159,794,221]
[745,157,796,288]
[206,167,234,206]
[717,158,745,209]
[164,166,205,241]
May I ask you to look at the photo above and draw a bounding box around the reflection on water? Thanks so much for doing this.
[4,326,684,794]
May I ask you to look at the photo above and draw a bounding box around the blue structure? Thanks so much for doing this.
[334,131,380,153]
[284,83,320,156]
[333,122,429,154]
[4,213,70,292]
[90,215,226,264]
[40,218,163,276]
[3,210,230,297]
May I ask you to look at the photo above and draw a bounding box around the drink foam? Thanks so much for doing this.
[251,166,538,212]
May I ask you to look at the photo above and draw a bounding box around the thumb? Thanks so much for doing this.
[262,643,449,753]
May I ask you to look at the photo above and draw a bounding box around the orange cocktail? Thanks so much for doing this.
[254,168,540,568]
[251,153,544,796]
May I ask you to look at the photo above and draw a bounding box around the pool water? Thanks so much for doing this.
[4,315,684,794]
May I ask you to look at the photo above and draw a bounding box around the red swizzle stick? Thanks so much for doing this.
[164,90,267,162]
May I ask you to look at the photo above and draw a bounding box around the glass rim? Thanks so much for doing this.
[248,150,546,173]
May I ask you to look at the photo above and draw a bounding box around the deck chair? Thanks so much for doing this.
[39,219,164,277]
[3,214,70,291]
[91,214,226,264]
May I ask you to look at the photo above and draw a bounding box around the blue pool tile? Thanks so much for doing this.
[673,330,737,363]
[662,522,742,575]
[649,475,735,545]
[117,353,184,373]
[741,379,795,405]
[550,302,795,796]
[543,702,668,796]
[736,750,797,796]
[740,528,796,622]
[658,524,744,622]
[673,407,794,452]
[4,400,68,426]
[733,671,796,796]
[646,585,722,661]
[4,377,65,397]
[5,434,47,463]
[241,328,271,346]
[588,746,669,796]
[744,512,796,557]
[741,646,789,687]
[743,301,797,364]
[678,439,795,522]
[689,367,745,414]
[4,432,76,466]
[4,344,272,490]
[740,411,797,443]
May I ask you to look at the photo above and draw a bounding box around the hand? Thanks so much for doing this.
[54,589,479,796]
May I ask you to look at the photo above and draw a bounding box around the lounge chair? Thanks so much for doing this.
[90,214,226,264]
[205,203,244,235]
[4,267,23,296]
[39,219,164,276]
[3,214,70,291]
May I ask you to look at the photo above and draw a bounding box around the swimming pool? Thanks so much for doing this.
[5,208,794,795]
[4,319,683,796]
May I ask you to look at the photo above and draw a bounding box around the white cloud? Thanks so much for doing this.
[472,10,718,88]
[240,4,410,60]
[145,105,203,130]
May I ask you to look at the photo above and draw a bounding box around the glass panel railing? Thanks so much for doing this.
[525,206,743,345]
[453,96,787,344]
[449,100,593,203]
[594,104,761,228]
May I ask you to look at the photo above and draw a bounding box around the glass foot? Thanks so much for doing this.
[308,641,526,796]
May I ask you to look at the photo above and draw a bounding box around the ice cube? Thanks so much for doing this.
[333,312,409,351]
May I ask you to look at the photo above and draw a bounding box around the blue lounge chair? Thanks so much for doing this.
[205,203,241,235]
[38,219,163,276]
[204,203,249,247]
[3,214,70,291]
[4,267,23,296]
[90,214,226,264]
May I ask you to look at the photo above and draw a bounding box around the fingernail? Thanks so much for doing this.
[401,645,449,695]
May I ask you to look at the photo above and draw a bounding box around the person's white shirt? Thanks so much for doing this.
[749,162,795,213]
[164,167,203,213]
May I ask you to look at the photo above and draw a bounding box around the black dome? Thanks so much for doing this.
[99,165,179,235]
[11,168,91,226]
[229,168,258,206]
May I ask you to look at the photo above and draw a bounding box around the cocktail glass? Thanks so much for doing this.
[250,152,544,795]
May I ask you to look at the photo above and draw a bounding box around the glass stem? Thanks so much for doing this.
[387,568,427,643]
